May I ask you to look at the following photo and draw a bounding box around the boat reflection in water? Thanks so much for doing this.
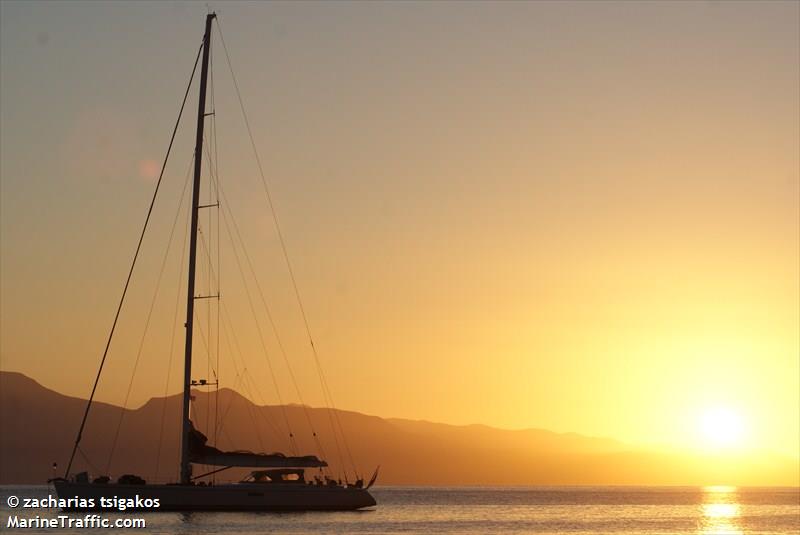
[700,486,742,535]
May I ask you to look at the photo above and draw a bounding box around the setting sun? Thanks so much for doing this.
[0,2,798,529]
[699,407,745,449]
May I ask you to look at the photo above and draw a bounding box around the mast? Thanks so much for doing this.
[180,12,216,485]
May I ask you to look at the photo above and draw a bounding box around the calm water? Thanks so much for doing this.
[1,485,798,534]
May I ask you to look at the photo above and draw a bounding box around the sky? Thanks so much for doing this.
[1,1,798,462]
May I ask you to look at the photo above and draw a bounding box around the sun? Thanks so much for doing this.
[698,407,745,448]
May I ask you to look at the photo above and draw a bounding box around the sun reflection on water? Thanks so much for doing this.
[700,485,743,535]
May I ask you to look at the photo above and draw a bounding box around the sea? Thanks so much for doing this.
[1,485,798,534]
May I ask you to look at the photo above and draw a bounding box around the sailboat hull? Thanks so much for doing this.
[53,480,376,511]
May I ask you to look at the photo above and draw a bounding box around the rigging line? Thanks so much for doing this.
[216,21,357,478]
[197,135,256,444]
[217,297,283,441]
[319,362,359,477]
[194,226,284,444]
[197,76,331,469]
[205,23,219,484]
[155,159,193,482]
[214,371,243,442]
[202,84,215,449]
[208,48,222,476]
[241,373,274,452]
[217,201,298,454]
[206,242,211,429]
[209,21,312,453]
[201,226,211,437]
[207,42,213,446]
[213,303,250,438]
[208,192,332,476]
[77,447,103,478]
[212,338,245,440]
[216,185,331,466]
[224,360,279,447]
[195,227,225,382]
[192,296,219,382]
[212,367,268,453]
[217,184,310,420]
[105,142,197,476]
[64,42,204,479]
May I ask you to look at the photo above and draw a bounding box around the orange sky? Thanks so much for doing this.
[1,1,798,464]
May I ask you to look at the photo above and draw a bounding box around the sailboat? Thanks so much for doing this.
[52,13,377,511]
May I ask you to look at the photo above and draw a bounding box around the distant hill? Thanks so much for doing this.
[0,371,796,485]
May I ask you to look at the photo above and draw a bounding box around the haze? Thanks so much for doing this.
[1,0,798,469]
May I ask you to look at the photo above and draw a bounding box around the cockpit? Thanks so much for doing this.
[242,469,306,484]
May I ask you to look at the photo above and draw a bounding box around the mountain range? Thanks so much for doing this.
[0,371,796,486]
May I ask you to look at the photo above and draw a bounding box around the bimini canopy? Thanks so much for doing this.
[187,422,327,468]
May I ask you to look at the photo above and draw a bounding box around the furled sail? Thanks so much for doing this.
[187,422,327,468]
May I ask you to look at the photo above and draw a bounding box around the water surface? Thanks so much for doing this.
[1,485,797,534]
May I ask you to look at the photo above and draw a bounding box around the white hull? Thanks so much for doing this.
[53,480,376,511]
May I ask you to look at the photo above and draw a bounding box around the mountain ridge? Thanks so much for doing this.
[0,371,796,486]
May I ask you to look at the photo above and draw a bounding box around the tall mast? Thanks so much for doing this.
[180,12,216,485]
